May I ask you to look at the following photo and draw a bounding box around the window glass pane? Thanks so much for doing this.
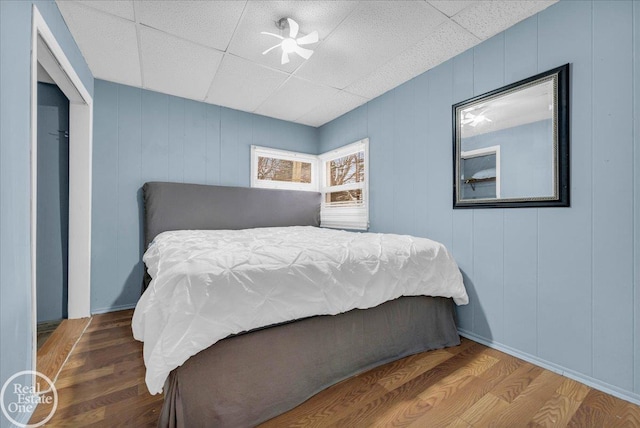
[257,156,312,184]
[325,189,363,204]
[327,151,364,186]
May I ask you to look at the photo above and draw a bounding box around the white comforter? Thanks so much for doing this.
[132,226,468,394]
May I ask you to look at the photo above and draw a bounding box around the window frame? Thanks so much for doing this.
[250,139,370,230]
[318,138,369,230]
[251,145,319,192]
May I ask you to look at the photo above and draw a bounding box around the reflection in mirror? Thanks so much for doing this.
[453,64,570,208]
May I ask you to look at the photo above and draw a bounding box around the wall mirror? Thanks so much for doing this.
[453,63,570,208]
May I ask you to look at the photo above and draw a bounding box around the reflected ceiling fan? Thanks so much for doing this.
[261,18,319,64]
[461,110,492,127]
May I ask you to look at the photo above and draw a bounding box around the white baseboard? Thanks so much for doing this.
[458,329,640,406]
[91,303,137,315]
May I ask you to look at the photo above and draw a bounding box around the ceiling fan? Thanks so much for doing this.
[261,18,319,65]
[461,110,492,127]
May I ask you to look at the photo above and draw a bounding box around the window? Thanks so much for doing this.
[251,139,369,230]
[251,146,318,191]
[319,139,369,230]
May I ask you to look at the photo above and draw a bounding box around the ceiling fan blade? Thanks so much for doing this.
[281,51,290,64]
[262,44,281,55]
[293,45,314,60]
[261,31,284,40]
[287,18,299,38]
[296,30,318,45]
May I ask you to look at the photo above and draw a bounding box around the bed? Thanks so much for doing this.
[132,181,468,427]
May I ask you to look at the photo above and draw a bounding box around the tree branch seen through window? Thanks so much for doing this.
[257,156,312,184]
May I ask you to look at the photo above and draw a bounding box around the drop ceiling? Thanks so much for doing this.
[56,0,557,127]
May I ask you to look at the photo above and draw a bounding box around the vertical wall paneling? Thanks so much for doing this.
[592,1,633,389]
[205,105,221,185]
[220,107,239,185]
[318,105,368,153]
[318,0,639,402]
[471,34,505,343]
[503,210,538,355]
[367,93,395,232]
[392,80,416,235]
[91,81,119,311]
[502,14,539,355]
[236,112,254,188]
[591,0,634,390]
[471,209,504,342]
[0,3,33,413]
[426,61,454,249]
[167,97,185,183]
[634,0,640,396]
[451,50,475,333]
[141,90,169,182]
[412,72,430,239]
[91,82,317,313]
[116,85,142,308]
[183,100,207,184]
[536,0,593,376]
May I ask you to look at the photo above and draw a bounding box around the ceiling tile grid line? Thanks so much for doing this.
[132,1,145,88]
[56,0,558,127]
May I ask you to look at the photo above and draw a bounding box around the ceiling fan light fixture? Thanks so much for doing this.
[281,38,297,54]
[261,17,319,65]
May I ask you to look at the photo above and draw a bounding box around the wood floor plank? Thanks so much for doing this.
[482,370,565,427]
[490,362,544,403]
[567,399,610,427]
[556,378,591,402]
[30,309,640,427]
[376,349,454,391]
[326,345,491,427]
[528,392,582,427]
[37,317,91,381]
[405,356,525,427]
[457,392,510,427]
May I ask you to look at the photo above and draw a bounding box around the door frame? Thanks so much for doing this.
[30,5,93,366]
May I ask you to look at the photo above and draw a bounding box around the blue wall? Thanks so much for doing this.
[90,80,318,313]
[319,0,640,403]
[0,1,92,426]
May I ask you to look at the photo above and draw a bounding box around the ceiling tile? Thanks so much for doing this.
[297,91,368,127]
[57,0,559,126]
[136,1,245,50]
[227,1,358,74]
[71,0,135,21]
[295,1,447,90]
[56,1,141,86]
[453,0,557,40]
[139,26,223,101]
[206,55,289,112]
[255,77,339,122]
[427,1,475,18]
[346,21,480,99]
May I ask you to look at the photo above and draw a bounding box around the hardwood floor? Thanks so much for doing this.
[30,309,640,427]
[37,317,91,381]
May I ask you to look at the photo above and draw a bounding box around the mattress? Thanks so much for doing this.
[133,226,468,394]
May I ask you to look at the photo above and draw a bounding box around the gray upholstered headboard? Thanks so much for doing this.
[143,182,321,250]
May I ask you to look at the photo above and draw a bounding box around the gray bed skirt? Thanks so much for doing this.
[158,295,460,428]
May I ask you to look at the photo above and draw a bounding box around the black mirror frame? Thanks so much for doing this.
[452,63,570,209]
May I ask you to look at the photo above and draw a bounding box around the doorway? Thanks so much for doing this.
[31,5,93,371]
[36,81,70,348]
